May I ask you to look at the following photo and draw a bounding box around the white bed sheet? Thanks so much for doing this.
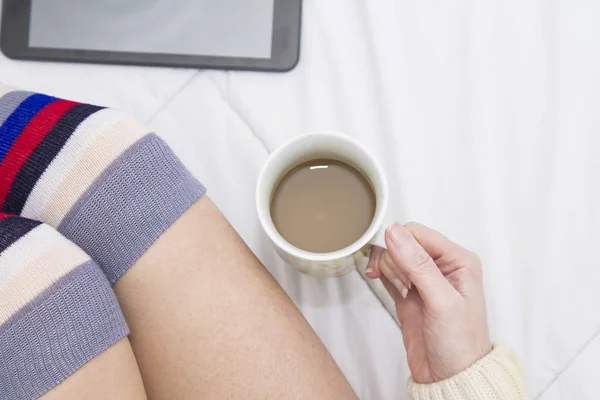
[1,1,599,399]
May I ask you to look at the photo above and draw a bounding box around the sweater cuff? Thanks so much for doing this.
[407,344,527,400]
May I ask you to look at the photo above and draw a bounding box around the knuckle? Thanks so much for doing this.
[426,297,449,317]
[466,251,484,279]
[468,250,482,266]
[429,293,461,317]
[472,263,483,279]
[406,248,433,278]
[413,248,432,268]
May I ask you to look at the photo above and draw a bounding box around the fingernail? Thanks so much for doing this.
[365,267,374,274]
[392,278,409,299]
[387,223,409,247]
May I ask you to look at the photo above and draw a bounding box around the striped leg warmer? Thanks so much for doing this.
[0,84,206,283]
[0,214,129,399]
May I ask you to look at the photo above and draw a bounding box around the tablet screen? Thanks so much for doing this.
[29,0,275,59]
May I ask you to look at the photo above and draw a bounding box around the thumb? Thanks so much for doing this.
[385,223,457,310]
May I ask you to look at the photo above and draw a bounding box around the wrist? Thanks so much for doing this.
[407,344,526,400]
[432,339,494,383]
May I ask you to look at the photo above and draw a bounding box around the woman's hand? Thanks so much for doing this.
[366,223,492,384]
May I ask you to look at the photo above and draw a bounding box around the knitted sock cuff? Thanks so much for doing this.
[55,132,205,283]
[407,344,527,400]
[0,215,129,400]
[0,84,206,283]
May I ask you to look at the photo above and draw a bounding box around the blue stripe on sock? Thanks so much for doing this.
[0,94,57,162]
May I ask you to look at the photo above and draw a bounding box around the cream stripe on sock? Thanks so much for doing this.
[21,108,129,220]
[0,240,90,324]
[40,115,149,227]
[0,224,64,287]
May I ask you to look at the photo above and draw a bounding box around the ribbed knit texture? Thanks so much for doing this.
[0,82,206,283]
[0,215,129,400]
[407,344,528,400]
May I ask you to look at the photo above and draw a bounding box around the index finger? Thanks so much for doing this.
[385,224,456,310]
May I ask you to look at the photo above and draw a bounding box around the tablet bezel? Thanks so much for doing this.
[1,0,301,72]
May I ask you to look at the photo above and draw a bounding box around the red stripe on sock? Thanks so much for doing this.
[0,99,78,208]
[0,212,13,220]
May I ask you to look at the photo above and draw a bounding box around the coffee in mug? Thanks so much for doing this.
[256,132,392,277]
[270,158,376,253]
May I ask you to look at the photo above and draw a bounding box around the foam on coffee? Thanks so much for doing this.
[270,158,376,253]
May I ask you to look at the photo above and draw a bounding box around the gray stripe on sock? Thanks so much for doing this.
[59,133,206,283]
[0,91,33,126]
[0,260,129,400]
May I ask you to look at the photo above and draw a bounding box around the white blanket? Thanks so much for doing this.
[1,1,599,398]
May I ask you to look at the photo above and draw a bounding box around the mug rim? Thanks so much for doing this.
[255,131,388,262]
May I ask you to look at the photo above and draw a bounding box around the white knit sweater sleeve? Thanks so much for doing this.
[407,344,527,400]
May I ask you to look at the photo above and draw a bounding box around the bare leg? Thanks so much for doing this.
[113,197,357,399]
[42,339,146,400]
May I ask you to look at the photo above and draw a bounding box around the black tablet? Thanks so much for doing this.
[1,0,302,72]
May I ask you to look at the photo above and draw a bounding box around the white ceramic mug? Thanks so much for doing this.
[256,132,391,277]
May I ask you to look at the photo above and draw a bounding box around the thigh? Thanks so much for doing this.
[114,196,357,399]
[42,338,146,400]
